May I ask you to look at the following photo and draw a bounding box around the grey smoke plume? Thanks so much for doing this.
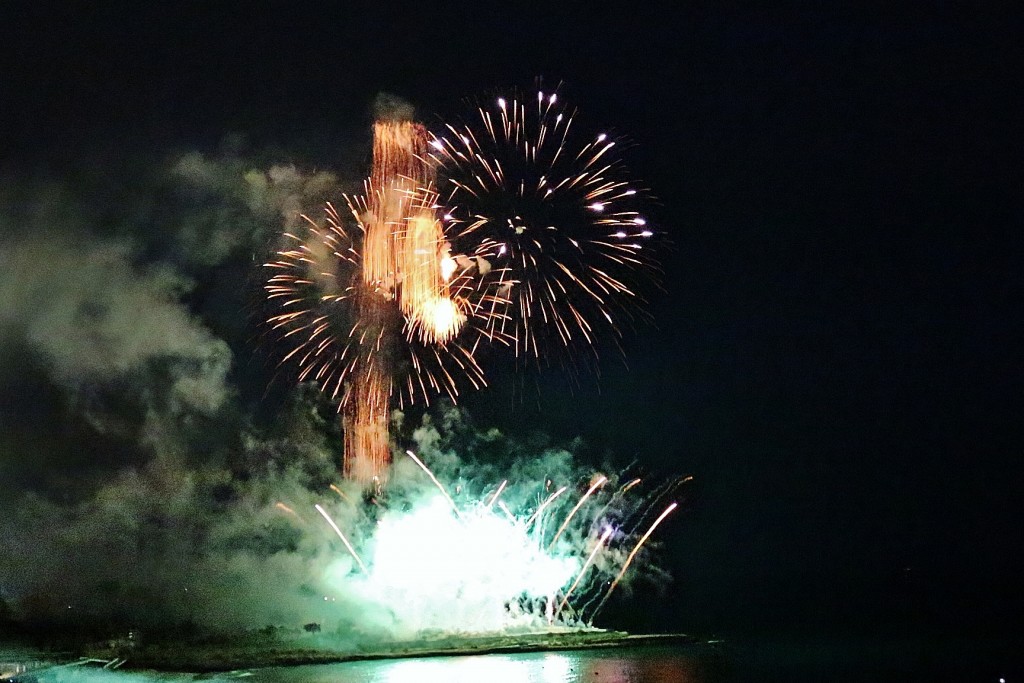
[0,146,353,632]
[0,408,348,633]
[169,153,342,265]
[372,92,416,122]
[0,236,230,422]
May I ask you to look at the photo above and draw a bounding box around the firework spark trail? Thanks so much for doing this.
[275,502,300,519]
[329,483,351,503]
[586,476,644,531]
[359,122,469,348]
[342,361,390,484]
[486,479,508,507]
[590,501,679,619]
[404,449,461,518]
[344,121,439,484]
[620,474,692,539]
[525,484,568,529]
[315,503,368,574]
[556,525,614,618]
[495,499,517,523]
[549,475,607,549]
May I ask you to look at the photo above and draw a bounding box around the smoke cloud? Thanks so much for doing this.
[0,141,676,644]
[0,145,352,634]
[372,92,416,123]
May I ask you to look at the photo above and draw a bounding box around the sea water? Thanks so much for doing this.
[6,637,1019,682]
[1,644,723,683]
[246,645,724,683]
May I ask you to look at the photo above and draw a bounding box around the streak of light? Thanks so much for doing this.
[315,503,368,574]
[405,449,461,518]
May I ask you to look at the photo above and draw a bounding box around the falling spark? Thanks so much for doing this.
[329,483,351,502]
[549,475,607,548]
[557,525,614,617]
[487,480,508,507]
[405,449,461,517]
[315,503,368,574]
[594,501,679,615]
[525,485,568,528]
[275,502,298,517]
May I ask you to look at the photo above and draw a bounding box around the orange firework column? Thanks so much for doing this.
[342,353,391,485]
[342,120,439,486]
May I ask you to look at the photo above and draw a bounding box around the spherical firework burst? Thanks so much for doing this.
[426,89,661,367]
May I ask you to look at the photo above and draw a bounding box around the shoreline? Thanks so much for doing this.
[85,630,702,673]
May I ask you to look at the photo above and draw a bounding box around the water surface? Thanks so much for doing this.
[247,645,724,683]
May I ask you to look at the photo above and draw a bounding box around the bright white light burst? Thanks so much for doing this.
[351,496,579,634]
[312,452,687,637]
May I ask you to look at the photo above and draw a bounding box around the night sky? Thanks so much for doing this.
[1,2,1021,645]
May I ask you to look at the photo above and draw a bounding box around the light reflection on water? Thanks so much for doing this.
[249,646,716,683]
[2,643,720,683]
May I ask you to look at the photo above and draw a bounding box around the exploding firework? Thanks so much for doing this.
[264,202,489,401]
[302,448,688,636]
[259,95,680,637]
[426,89,661,368]
[265,91,661,483]
[265,122,492,483]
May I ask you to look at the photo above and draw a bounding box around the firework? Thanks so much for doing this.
[306,450,687,634]
[266,123,489,483]
[426,89,660,369]
[315,503,367,574]
[266,91,660,484]
[258,92,679,642]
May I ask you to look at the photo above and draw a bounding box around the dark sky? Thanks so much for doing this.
[1,2,1021,638]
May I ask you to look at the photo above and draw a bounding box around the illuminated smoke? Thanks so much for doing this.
[293,413,688,637]
[0,142,679,642]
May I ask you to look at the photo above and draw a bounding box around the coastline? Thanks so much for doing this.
[83,630,701,673]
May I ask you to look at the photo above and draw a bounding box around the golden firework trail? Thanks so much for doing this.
[525,485,568,528]
[315,503,368,574]
[556,525,614,618]
[549,474,607,549]
[592,501,679,615]
[267,122,490,484]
